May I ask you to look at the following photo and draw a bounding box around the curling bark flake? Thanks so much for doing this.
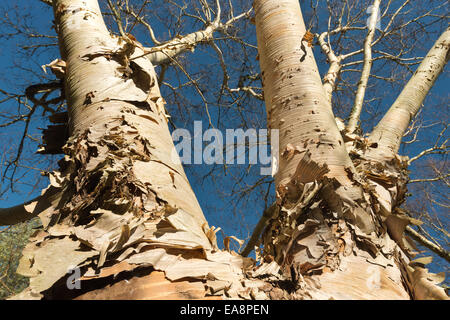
[55,0,205,221]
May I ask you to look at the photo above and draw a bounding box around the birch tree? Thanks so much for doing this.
[0,0,448,300]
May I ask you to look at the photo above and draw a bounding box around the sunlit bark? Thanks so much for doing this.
[317,31,342,104]
[6,0,448,301]
[10,0,219,300]
[253,0,353,186]
[57,0,206,226]
[346,0,381,133]
[252,0,413,300]
[367,27,450,161]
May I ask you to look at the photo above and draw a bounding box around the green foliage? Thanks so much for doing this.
[0,218,41,299]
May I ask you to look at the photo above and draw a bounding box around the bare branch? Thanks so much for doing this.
[163,54,214,128]
[408,174,450,184]
[39,0,52,6]
[346,0,381,133]
[317,27,342,105]
[241,203,277,257]
[229,86,264,100]
[106,0,127,39]
[408,142,448,165]
[123,2,161,45]
[137,7,252,65]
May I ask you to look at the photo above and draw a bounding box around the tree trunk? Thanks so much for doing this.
[252,0,447,300]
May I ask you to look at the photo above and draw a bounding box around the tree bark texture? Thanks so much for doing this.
[367,26,450,161]
[8,0,449,300]
[253,0,448,300]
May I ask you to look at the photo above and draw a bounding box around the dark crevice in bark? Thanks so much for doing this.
[42,266,155,300]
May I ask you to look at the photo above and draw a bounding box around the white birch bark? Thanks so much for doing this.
[10,0,228,300]
[144,24,220,65]
[347,0,381,133]
[141,9,251,65]
[253,0,413,300]
[6,0,449,301]
[367,26,450,161]
[317,32,342,104]
[253,0,353,187]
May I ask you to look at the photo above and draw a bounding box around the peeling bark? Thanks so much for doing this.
[254,0,353,185]
[317,32,342,104]
[252,0,371,232]
[8,0,448,301]
[11,0,225,299]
